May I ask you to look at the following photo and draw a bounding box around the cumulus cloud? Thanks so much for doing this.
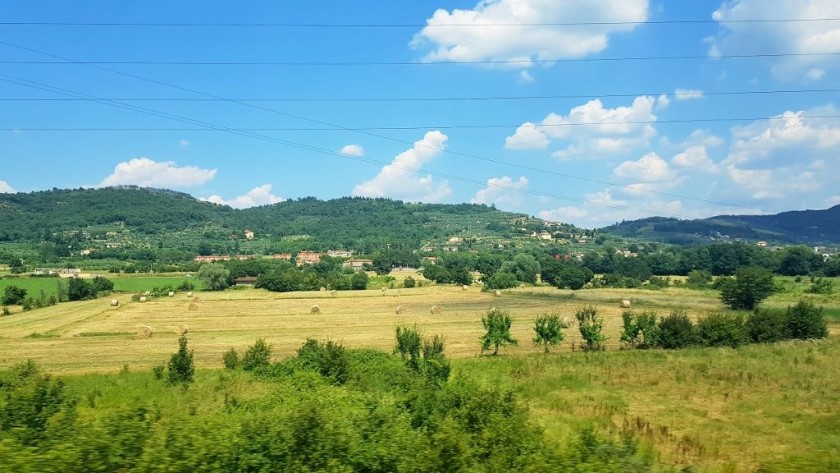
[201,184,284,209]
[413,0,649,66]
[179,140,191,147]
[505,96,658,159]
[99,158,217,188]
[674,88,704,101]
[471,176,528,209]
[655,94,670,110]
[339,144,365,157]
[352,131,452,202]
[708,0,840,79]
[613,152,675,182]
[538,206,588,222]
[0,180,15,193]
[518,70,535,83]
[672,145,718,173]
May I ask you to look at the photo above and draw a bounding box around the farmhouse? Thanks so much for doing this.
[271,253,292,260]
[244,229,255,240]
[194,255,231,263]
[234,277,257,286]
[327,250,353,258]
[296,251,322,266]
[343,259,373,271]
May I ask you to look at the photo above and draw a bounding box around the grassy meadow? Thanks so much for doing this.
[1,278,838,471]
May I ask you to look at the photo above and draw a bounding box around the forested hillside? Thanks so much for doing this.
[601,205,840,245]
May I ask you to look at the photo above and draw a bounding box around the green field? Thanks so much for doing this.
[1,281,838,471]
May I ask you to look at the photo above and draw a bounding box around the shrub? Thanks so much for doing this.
[484,271,518,290]
[620,310,659,349]
[394,325,422,370]
[696,312,748,348]
[222,348,240,370]
[575,305,606,351]
[167,335,194,384]
[658,310,696,349]
[421,334,450,384]
[786,299,828,339]
[152,365,164,380]
[242,339,272,371]
[351,271,369,290]
[686,269,712,288]
[402,276,416,288]
[806,278,833,295]
[533,313,564,353]
[2,285,27,305]
[295,339,349,385]
[747,308,791,343]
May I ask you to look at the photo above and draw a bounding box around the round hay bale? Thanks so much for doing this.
[620,299,631,309]
[430,305,442,315]
[110,299,119,307]
[395,305,405,314]
[186,291,193,298]
[320,287,327,292]
[192,296,200,303]
[494,289,502,297]
[330,290,337,296]
[174,324,188,336]
[310,304,321,314]
[188,303,198,311]
[462,285,469,291]
[168,291,175,297]
[139,296,147,303]
[136,325,153,338]
[561,316,574,329]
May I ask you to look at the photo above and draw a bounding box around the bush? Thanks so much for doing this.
[402,276,416,288]
[351,271,369,290]
[686,270,712,288]
[620,310,659,349]
[223,348,240,370]
[575,305,606,351]
[719,266,775,310]
[786,299,828,339]
[167,335,194,384]
[484,271,518,290]
[806,278,833,295]
[242,339,271,371]
[295,339,349,385]
[2,285,27,305]
[696,312,748,348]
[658,310,696,349]
[747,308,791,343]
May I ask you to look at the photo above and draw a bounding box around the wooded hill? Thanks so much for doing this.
[0,187,585,254]
[601,205,840,245]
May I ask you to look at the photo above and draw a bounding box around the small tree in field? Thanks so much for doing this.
[167,335,194,385]
[242,338,272,371]
[395,325,422,370]
[575,305,606,351]
[197,263,231,291]
[533,313,564,353]
[719,266,775,310]
[480,308,517,355]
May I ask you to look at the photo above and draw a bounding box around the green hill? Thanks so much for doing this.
[601,205,840,245]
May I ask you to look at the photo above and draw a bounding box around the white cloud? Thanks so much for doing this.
[339,144,365,157]
[825,195,840,206]
[413,0,649,66]
[726,164,822,200]
[709,0,840,79]
[99,158,217,188]
[0,180,15,193]
[672,145,718,173]
[655,94,670,110]
[471,176,528,209]
[352,131,452,202]
[505,122,550,150]
[179,140,191,147]
[201,184,284,209]
[538,206,588,222]
[806,68,825,81]
[613,152,674,182]
[674,88,704,101]
[506,96,658,159]
[518,70,535,83]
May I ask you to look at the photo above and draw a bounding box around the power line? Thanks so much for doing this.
[1,18,839,27]
[1,88,837,103]
[0,41,780,214]
[3,52,839,66]
[0,72,704,221]
[4,115,840,132]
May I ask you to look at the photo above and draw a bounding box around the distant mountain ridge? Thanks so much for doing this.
[601,205,840,245]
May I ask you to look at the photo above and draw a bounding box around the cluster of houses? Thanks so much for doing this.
[194,250,373,271]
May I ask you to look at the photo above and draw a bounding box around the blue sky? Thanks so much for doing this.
[1,0,839,228]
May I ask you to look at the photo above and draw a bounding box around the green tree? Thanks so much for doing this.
[222,348,240,369]
[658,310,696,349]
[533,313,564,353]
[421,334,450,383]
[350,271,369,290]
[91,276,114,294]
[67,277,95,301]
[480,308,517,355]
[541,260,593,290]
[484,271,518,290]
[500,254,540,285]
[395,325,422,370]
[402,276,416,288]
[719,266,775,310]
[242,338,272,371]
[620,310,660,349]
[2,285,27,305]
[197,263,231,291]
[786,299,828,339]
[167,335,194,384]
[685,269,712,288]
[696,312,749,348]
[575,305,606,351]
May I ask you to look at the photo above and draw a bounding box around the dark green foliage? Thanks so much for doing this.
[484,271,519,290]
[295,339,351,385]
[242,338,271,371]
[480,308,518,355]
[806,278,833,295]
[91,276,114,294]
[402,275,416,288]
[67,277,96,301]
[696,312,749,348]
[532,313,564,353]
[786,299,828,339]
[500,253,540,285]
[350,271,369,290]
[0,360,72,446]
[620,310,660,349]
[541,260,594,290]
[196,263,230,291]
[176,280,195,292]
[747,309,791,343]
[686,269,712,288]
[395,325,422,370]
[658,310,696,349]
[719,266,775,310]
[2,285,27,305]
[421,334,450,384]
[167,335,194,384]
[575,305,606,351]
[223,348,240,370]
[778,246,824,276]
